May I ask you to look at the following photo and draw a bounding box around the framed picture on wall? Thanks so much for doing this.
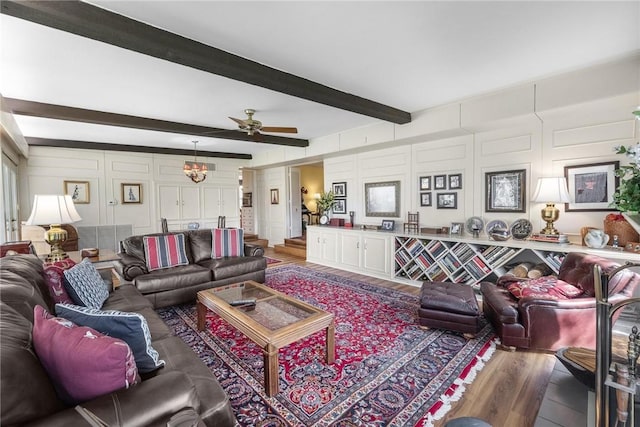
[434,175,447,190]
[121,183,142,204]
[364,181,401,217]
[485,169,526,213]
[242,192,253,207]
[270,189,279,204]
[564,161,619,211]
[64,180,90,204]
[448,173,462,190]
[420,192,432,207]
[419,176,431,191]
[332,182,347,197]
[436,192,457,209]
[333,198,347,214]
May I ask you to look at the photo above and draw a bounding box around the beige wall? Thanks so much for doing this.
[300,164,324,213]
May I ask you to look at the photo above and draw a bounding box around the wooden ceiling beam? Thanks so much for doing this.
[5,98,309,148]
[1,1,412,125]
[26,137,252,160]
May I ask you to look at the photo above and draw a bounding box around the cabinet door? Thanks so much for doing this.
[220,187,239,218]
[180,186,201,220]
[321,230,338,263]
[363,235,389,274]
[158,185,180,220]
[203,187,222,218]
[306,228,322,260]
[340,234,361,268]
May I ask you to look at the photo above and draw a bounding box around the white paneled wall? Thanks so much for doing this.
[20,146,248,239]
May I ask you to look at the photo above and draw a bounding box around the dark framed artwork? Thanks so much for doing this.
[434,175,447,190]
[420,192,432,207]
[564,161,619,211]
[364,181,401,217]
[270,188,279,205]
[242,192,252,207]
[450,222,463,235]
[448,174,462,190]
[436,192,457,209]
[333,198,347,214]
[419,176,431,191]
[121,183,142,204]
[332,182,347,197]
[485,169,526,213]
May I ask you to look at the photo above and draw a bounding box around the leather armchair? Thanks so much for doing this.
[481,252,640,351]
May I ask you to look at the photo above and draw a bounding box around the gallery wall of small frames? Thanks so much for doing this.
[419,173,462,209]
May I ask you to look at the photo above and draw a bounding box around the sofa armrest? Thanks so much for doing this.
[244,243,264,257]
[24,371,201,427]
[496,275,530,287]
[115,253,148,281]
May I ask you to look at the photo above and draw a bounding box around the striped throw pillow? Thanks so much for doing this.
[211,228,244,258]
[143,234,189,271]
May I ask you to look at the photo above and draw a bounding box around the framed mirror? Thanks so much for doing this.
[365,181,401,217]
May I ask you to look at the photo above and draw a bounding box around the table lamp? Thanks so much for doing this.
[531,177,571,235]
[25,195,82,262]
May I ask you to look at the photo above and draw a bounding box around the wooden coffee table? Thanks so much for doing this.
[197,281,335,396]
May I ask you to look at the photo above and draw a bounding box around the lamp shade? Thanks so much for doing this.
[25,195,82,225]
[531,177,571,203]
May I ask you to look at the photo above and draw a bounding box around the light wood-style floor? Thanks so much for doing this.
[264,248,557,427]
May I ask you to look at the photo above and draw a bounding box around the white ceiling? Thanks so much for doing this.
[2,1,639,158]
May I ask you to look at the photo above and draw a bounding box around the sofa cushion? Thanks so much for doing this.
[199,256,267,281]
[102,284,155,312]
[63,258,110,309]
[1,303,64,425]
[211,228,244,258]
[507,276,583,300]
[32,305,139,405]
[43,260,76,304]
[55,304,165,373]
[134,264,212,294]
[143,234,189,271]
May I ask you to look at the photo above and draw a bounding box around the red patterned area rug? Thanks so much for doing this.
[265,256,284,266]
[157,265,496,426]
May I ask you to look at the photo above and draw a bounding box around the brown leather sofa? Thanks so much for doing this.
[116,229,266,308]
[481,252,640,351]
[1,254,236,426]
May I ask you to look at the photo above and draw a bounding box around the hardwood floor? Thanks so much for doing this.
[264,248,557,427]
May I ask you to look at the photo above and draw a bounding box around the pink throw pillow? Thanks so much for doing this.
[32,305,139,405]
[507,276,583,301]
[43,259,77,304]
[211,228,244,258]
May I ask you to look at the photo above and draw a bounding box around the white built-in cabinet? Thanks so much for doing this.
[307,226,391,279]
[158,184,239,230]
[307,226,640,287]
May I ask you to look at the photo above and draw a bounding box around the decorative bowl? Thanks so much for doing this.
[490,228,511,241]
[584,229,609,248]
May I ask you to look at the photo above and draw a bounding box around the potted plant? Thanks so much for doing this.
[612,142,640,212]
[316,191,336,225]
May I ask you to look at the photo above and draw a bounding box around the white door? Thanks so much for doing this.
[180,186,201,220]
[340,234,361,268]
[2,154,19,243]
[288,168,302,238]
[363,235,390,274]
[158,185,180,220]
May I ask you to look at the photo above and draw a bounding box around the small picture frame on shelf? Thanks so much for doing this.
[419,176,431,191]
[450,222,463,235]
[434,175,447,190]
[380,219,395,231]
[436,192,457,209]
[448,173,462,190]
[420,192,432,207]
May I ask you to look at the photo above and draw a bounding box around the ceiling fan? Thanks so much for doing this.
[229,109,298,136]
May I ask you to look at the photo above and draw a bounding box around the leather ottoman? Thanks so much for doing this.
[418,281,482,335]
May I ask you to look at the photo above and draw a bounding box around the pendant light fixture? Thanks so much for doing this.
[183,141,207,183]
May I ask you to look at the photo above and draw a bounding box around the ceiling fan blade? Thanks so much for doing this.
[229,116,247,126]
[260,126,298,134]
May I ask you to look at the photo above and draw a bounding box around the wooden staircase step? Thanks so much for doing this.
[284,238,307,249]
[274,244,306,258]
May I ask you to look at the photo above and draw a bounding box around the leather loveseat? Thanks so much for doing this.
[480,252,640,351]
[116,229,266,308]
[1,254,236,426]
